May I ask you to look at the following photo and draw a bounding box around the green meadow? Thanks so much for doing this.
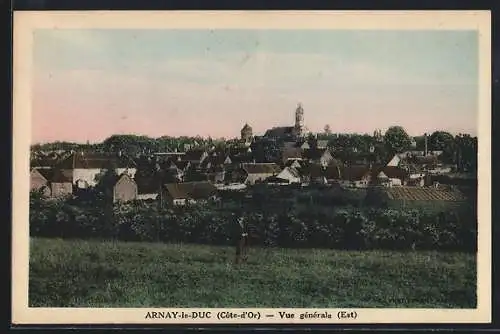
[29,237,476,308]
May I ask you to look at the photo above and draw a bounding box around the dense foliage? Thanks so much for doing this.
[384,126,412,154]
[31,135,222,156]
[30,189,477,253]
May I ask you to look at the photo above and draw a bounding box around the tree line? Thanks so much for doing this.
[31,135,217,156]
[318,126,477,173]
[31,127,478,173]
[30,189,477,253]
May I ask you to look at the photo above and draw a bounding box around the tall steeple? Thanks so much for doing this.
[294,102,305,137]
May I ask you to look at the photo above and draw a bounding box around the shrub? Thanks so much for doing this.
[28,192,477,252]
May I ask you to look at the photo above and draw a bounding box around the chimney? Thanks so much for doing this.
[424,133,428,156]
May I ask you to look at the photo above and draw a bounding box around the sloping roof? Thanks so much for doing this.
[279,166,302,179]
[57,152,137,169]
[228,154,254,164]
[341,165,371,181]
[241,123,253,132]
[113,173,135,186]
[51,169,73,183]
[264,126,294,138]
[288,167,302,178]
[98,171,135,188]
[372,165,409,180]
[382,166,409,179]
[31,168,50,181]
[113,154,138,168]
[36,168,53,181]
[304,163,324,178]
[163,181,217,200]
[241,163,281,175]
[135,176,161,194]
[31,158,59,168]
[303,148,330,160]
[325,164,342,179]
[200,154,229,169]
[378,171,389,179]
[265,176,290,183]
[32,167,73,183]
[300,142,310,149]
[281,147,303,161]
[384,187,467,201]
[284,159,303,168]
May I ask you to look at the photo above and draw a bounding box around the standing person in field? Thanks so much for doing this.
[233,213,258,265]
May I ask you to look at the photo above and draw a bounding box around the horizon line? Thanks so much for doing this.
[31,129,478,146]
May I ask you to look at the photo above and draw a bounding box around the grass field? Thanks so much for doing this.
[29,237,476,308]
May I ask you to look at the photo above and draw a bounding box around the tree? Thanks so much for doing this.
[94,161,119,198]
[455,134,477,173]
[428,131,455,151]
[413,135,426,151]
[383,126,412,154]
[428,131,456,163]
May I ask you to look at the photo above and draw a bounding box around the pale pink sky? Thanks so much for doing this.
[32,29,479,144]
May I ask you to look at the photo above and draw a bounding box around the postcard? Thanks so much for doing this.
[12,10,491,325]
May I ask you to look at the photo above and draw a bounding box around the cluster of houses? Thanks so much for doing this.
[30,104,468,207]
[30,137,462,207]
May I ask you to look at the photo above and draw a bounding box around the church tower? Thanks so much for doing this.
[241,123,253,143]
[294,102,305,138]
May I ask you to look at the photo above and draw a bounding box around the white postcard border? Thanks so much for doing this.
[12,10,492,325]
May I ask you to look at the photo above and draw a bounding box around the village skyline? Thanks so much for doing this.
[31,125,478,146]
[32,29,478,144]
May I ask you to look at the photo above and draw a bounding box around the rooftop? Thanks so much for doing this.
[384,186,467,201]
[241,163,281,174]
[163,181,217,200]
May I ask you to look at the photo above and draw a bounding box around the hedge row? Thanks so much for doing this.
[29,192,477,252]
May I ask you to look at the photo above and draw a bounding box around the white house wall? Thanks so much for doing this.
[246,173,273,184]
[137,193,159,200]
[51,183,73,197]
[72,168,137,188]
[215,183,247,190]
[116,168,137,178]
[354,180,369,188]
[428,167,452,175]
[173,199,187,206]
[73,168,102,187]
[389,178,402,186]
